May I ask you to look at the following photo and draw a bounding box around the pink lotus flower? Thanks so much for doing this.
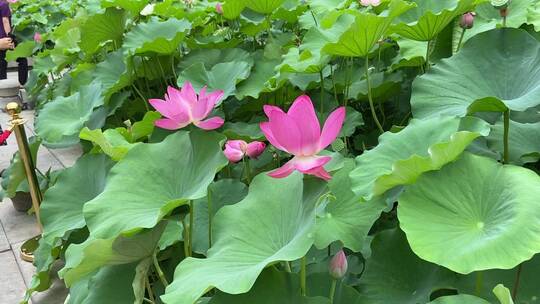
[360,0,381,6]
[329,250,348,279]
[216,3,223,14]
[260,95,345,181]
[223,140,266,163]
[7,0,18,3]
[150,82,224,131]
[33,32,42,43]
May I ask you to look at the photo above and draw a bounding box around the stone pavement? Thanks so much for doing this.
[0,75,82,303]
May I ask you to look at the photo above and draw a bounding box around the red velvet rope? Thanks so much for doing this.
[0,130,11,145]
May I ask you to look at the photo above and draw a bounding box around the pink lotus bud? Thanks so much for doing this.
[216,3,223,14]
[223,140,266,163]
[246,141,266,159]
[7,0,18,3]
[329,250,348,280]
[33,32,42,43]
[460,12,475,29]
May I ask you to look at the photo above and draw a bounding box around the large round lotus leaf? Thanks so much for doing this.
[411,28,540,119]
[349,116,490,200]
[93,50,132,100]
[60,223,165,285]
[391,0,474,41]
[79,8,126,55]
[225,0,285,14]
[356,229,455,304]
[101,0,148,14]
[210,268,330,304]
[487,119,540,165]
[399,153,540,274]
[192,179,248,254]
[323,0,414,57]
[83,131,228,239]
[161,173,326,304]
[41,154,114,244]
[123,17,192,55]
[428,295,490,304]
[314,159,387,252]
[36,83,104,147]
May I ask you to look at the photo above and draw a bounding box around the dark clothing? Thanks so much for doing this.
[0,2,27,84]
[0,1,11,39]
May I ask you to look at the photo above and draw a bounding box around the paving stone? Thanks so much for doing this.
[0,222,10,252]
[0,199,40,245]
[0,251,27,304]
[0,72,21,98]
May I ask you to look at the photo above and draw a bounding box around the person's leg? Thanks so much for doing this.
[17,57,28,85]
[0,50,7,80]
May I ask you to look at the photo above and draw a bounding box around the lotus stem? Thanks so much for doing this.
[182,218,190,257]
[319,70,325,114]
[512,264,523,300]
[503,110,510,164]
[365,56,384,134]
[475,271,483,296]
[208,189,213,248]
[456,28,466,52]
[284,261,292,273]
[330,65,338,105]
[300,256,307,296]
[242,157,252,184]
[189,201,194,256]
[146,276,155,303]
[329,279,337,304]
[425,40,431,71]
[152,250,169,287]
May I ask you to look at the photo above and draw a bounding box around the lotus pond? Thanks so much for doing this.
[3,0,540,303]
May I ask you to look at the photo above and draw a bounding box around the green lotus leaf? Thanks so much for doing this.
[79,8,126,55]
[493,285,513,304]
[459,1,535,45]
[36,82,104,147]
[222,122,265,141]
[411,28,540,119]
[349,116,490,200]
[84,131,228,239]
[235,52,279,99]
[79,128,136,161]
[192,179,248,254]
[101,0,148,14]
[399,153,540,274]
[529,1,540,31]
[357,229,455,304]
[456,254,540,302]
[226,0,285,15]
[210,268,330,304]
[179,48,253,71]
[391,0,474,41]
[94,49,132,100]
[161,173,326,304]
[66,263,137,304]
[323,0,414,57]
[487,120,540,165]
[428,295,490,304]
[222,1,245,19]
[60,223,165,285]
[123,17,192,55]
[22,239,61,303]
[1,137,40,198]
[6,40,36,61]
[314,159,387,251]
[177,61,251,99]
[41,154,114,243]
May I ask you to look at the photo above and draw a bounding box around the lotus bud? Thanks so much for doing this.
[216,3,223,14]
[33,32,42,43]
[329,250,348,280]
[460,12,475,29]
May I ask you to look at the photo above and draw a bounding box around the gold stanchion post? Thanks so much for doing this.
[6,102,42,262]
